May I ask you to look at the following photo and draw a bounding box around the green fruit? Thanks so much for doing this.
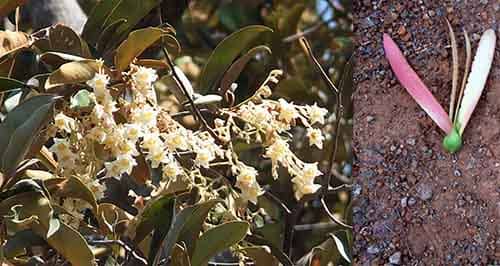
[442,127,462,153]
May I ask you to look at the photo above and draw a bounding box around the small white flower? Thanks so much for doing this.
[86,73,110,91]
[306,128,325,149]
[265,138,289,163]
[236,165,258,188]
[146,148,169,168]
[278,99,298,123]
[162,159,182,180]
[194,149,214,168]
[49,138,72,156]
[298,162,322,183]
[164,130,189,151]
[307,103,328,125]
[54,113,75,133]
[132,66,158,89]
[293,183,321,200]
[240,184,263,204]
[86,127,107,143]
[105,155,137,178]
[131,105,158,128]
[141,133,163,151]
[122,123,143,142]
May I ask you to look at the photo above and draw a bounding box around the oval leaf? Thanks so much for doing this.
[0,95,59,179]
[115,27,169,71]
[152,199,221,265]
[198,25,273,93]
[0,30,30,58]
[47,221,96,266]
[191,221,249,266]
[219,45,271,94]
[45,60,101,89]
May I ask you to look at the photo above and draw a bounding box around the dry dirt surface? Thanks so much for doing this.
[353,1,499,265]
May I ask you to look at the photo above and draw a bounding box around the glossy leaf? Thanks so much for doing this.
[45,60,100,89]
[330,232,351,263]
[383,33,452,134]
[198,25,273,93]
[242,246,279,266]
[48,24,91,57]
[44,177,98,214]
[133,194,176,245]
[47,221,96,266]
[191,221,249,266]
[152,200,221,265]
[219,45,271,94]
[115,27,170,71]
[0,95,59,179]
[82,0,162,47]
[0,191,59,239]
[2,229,45,259]
[0,30,30,58]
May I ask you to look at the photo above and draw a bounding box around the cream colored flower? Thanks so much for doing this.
[131,105,158,128]
[164,130,189,151]
[141,133,163,151]
[162,159,182,180]
[86,73,109,91]
[132,66,158,89]
[299,162,322,183]
[49,138,73,158]
[307,103,328,125]
[123,123,143,142]
[240,183,263,204]
[86,127,107,143]
[306,128,325,149]
[265,138,289,164]
[54,113,75,133]
[293,183,321,200]
[277,99,298,123]
[236,165,258,188]
[194,149,214,168]
[105,155,137,178]
[146,148,169,168]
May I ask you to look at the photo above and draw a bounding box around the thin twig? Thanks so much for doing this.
[321,198,352,229]
[161,47,222,143]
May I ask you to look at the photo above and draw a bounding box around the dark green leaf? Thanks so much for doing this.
[330,232,351,263]
[48,24,91,57]
[0,95,59,179]
[219,45,271,95]
[171,244,191,266]
[198,25,273,93]
[191,221,249,266]
[133,194,175,245]
[152,199,221,265]
[115,27,171,71]
[82,0,162,47]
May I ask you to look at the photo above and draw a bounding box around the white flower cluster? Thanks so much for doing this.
[47,61,331,230]
[223,88,329,200]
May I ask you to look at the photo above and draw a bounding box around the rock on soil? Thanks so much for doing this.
[353,0,499,264]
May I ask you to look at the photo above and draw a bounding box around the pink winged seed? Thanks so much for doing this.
[383,33,452,134]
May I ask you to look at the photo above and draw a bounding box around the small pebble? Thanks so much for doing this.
[416,183,433,201]
[389,251,402,264]
[408,197,417,206]
[366,115,375,123]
